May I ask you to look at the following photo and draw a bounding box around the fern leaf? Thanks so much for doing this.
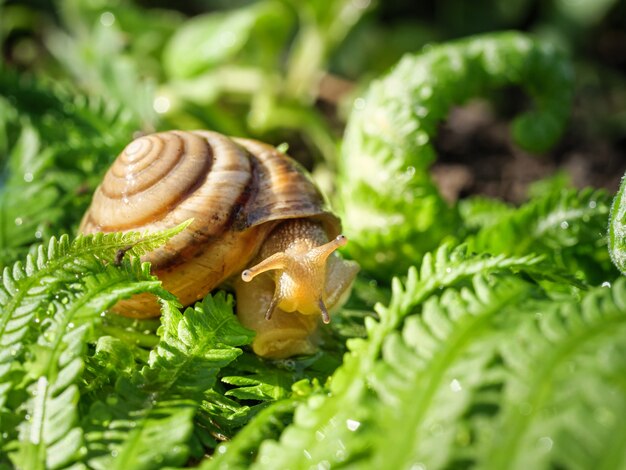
[9,260,169,470]
[202,398,300,470]
[378,244,543,331]
[0,223,189,423]
[145,292,253,391]
[72,219,193,264]
[222,361,297,402]
[339,31,574,276]
[197,388,257,445]
[221,353,334,402]
[253,270,626,469]
[478,279,626,470]
[81,336,141,395]
[249,246,547,468]
[366,276,532,469]
[473,188,614,283]
[83,292,254,469]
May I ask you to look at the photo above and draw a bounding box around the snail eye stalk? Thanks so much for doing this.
[318,298,330,324]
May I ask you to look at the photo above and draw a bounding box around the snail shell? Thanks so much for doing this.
[80,130,358,357]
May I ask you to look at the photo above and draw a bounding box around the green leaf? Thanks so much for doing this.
[222,353,326,402]
[81,336,141,394]
[202,398,300,470]
[0,222,189,420]
[10,260,169,470]
[163,1,292,79]
[474,188,614,284]
[145,292,254,392]
[83,293,254,469]
[251,270,626,469]
[222,363,295,402]
[478,279,626,470]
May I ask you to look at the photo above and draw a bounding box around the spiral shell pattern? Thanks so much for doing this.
[79,130,339,316]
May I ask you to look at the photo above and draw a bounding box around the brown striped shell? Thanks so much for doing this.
[79,130,340,316]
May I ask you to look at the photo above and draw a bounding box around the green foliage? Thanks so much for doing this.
[0,70,146,264]
[339,31,574,277]
[473,188,615,283]
[0,223,189,415]
[12,261,167,470]
[81,293,254,469]
[248,257,626,469]
[164,1,292,79]
[0,222,305,469]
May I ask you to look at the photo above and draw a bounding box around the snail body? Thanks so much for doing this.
[80,130,359,358]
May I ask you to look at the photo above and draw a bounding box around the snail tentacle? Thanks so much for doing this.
[318,299,330,324]
[264,292,281,321]
[241,252,289,282]
[307,235,348,264]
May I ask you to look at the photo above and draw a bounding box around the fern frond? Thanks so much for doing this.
[197,388,257,446]
[253,270,626,469]
[473,188,614,283]
[72,219,193,263]
[458,196,515,232]
[203,398,300,470]
[222,355,299,402]
[477,279,626,470]
[81,336,141,395]
[221,352,335,403]
[0,69,140,151]
[365,276,532,469]
[144,292,253,392]
[375,243,543,332]
[0,223,189,418]
[249,246,547,468]
[83,293,254,468]
[84,381,196,470]
[339,31,574,276]
[9,259,168,470]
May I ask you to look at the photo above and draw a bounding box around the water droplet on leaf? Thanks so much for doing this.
[346,419,361,431]
[537,436,553,452]
[100,11,115,27]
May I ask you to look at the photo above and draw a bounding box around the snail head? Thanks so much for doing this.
[241,232,348,324]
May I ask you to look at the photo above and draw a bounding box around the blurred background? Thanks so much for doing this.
[1,0,625,260]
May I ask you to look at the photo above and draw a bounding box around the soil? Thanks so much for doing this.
[432,99,626,204]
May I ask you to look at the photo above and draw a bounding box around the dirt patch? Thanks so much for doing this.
[432,100,626,203]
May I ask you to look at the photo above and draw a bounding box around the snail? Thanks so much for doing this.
[79,130,359,358]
